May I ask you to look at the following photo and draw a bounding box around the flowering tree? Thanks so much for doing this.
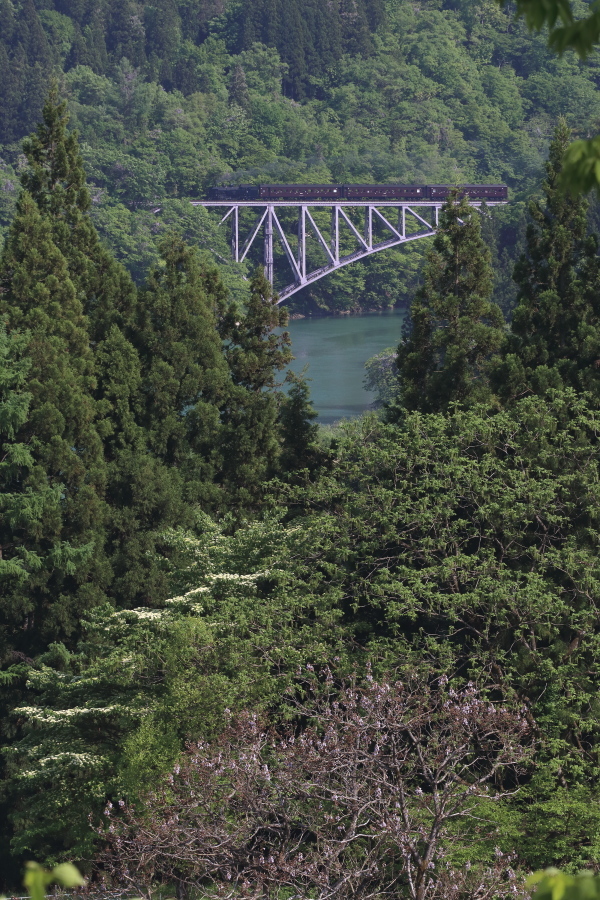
[99,672,532,900]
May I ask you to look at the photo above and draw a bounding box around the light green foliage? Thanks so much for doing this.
[0,0,596,309]
[7,389,600,871]
[283,394,600,866]
[23,861,84,900]
[495,0,600,195]
[529,869,600,900]
[6,0,600,885]
[498,0,600,59]
[363,346,400,408]
[3,511,344,864]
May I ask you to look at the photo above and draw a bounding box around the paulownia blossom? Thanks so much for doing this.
[99,670,532,900]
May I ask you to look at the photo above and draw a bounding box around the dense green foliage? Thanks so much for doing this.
[0,187,109,653]
[493,121,600,401]
[394,194,504,413]
[498,0,600,196]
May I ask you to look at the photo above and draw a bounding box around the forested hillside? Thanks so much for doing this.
[1,0,600,310]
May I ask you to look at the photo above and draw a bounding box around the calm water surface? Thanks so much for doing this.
[284,308,406,424]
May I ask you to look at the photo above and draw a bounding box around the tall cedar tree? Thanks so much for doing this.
[0,192,109,652]
[0,326,38,649]
[393,194,504,415]
[20,86,137,341]
[491,121,600,400]
[219,266,292,510]
[19,88,187,609]
[0,324,45,886]
[278,371,321,475]
[136,235,231,508]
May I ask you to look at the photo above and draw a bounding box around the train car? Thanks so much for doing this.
[428,184,508,201]
[258,184,343,200]
[207,183,508,202]
[464,184,508,201]
[344,184,426,200]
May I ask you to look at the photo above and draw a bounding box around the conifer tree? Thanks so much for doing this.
[278,371,321,474]
[21,86,137,339]
[0,193,109,651]
[229,63,251,109]
[145,0,181,63]
[82,14,109,74]
[492,121,600,400]
[136,235,231,507]
[16,88,191,610]
[0,45,17,143]
[219,267,292,509]
[106,0,147,68]
[0,324,38,653]
[393,194,504,415]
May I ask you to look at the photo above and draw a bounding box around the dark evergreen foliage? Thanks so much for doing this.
[278,371,321,474]
[219,266,292,510]
[4,7,600,890]
[14,89,196,611]
[393,194,504,415]
[0,0,52,142]
[492,121,600,400]
[20,86,137,339]
[237,0,382,97]
[0,191,109,653]
[136,234,231,507]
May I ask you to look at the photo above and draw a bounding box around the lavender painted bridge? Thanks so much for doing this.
[192,198,507,304]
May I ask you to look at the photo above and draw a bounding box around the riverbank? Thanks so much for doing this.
[287,305,406,321]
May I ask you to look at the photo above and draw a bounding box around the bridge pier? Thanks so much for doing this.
[231,206,239,262]
[298,208,306,280]
[264,206,274,285]
[364,207,373,249]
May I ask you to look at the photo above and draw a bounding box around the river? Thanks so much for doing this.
[284,308,406,424]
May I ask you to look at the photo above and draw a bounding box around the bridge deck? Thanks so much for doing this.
[192,200,506,208]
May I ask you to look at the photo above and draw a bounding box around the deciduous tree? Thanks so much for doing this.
[101,672,530,900]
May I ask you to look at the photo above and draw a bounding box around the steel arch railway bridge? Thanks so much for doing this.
[192,196,507,304]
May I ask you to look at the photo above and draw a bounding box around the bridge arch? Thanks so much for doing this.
[192,199,503,304]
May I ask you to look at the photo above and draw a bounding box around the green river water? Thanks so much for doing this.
[284,308,406,425]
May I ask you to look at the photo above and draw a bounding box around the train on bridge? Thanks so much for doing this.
[207,183,508,202]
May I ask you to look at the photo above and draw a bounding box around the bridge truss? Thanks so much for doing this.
[192,200,506,304]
